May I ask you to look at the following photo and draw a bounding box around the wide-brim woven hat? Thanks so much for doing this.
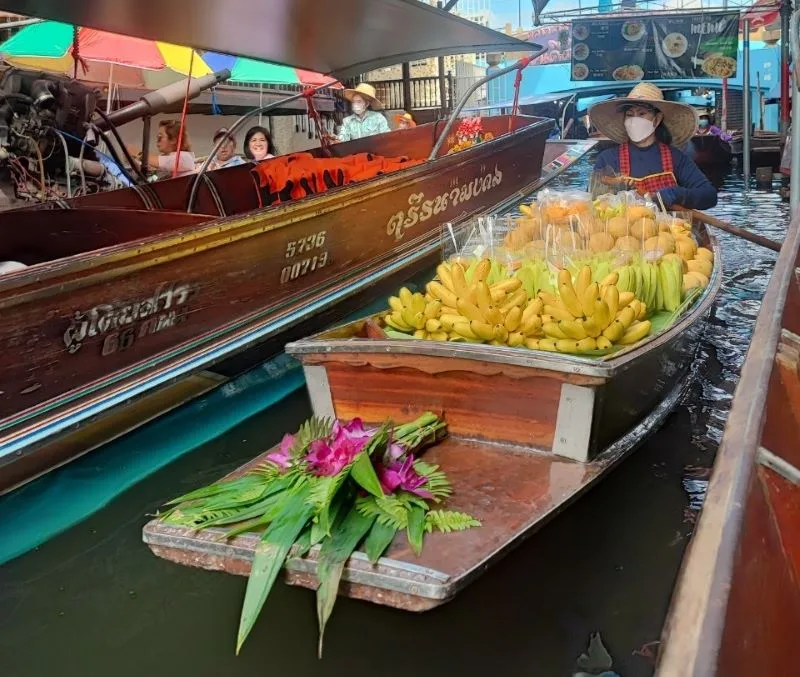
[589,83,698,147]
[343,82,384,110]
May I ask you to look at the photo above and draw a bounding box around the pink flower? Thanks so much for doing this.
[266,433,295,469]
[388,442,405,460]
[332,417,373,442]
[306,432,368,477]
[376,456,432,498]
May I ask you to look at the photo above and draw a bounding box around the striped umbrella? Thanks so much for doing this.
[201,52,340,87]
[0,21,212,94]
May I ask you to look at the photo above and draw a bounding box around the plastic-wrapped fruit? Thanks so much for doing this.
[631,218,657,240]
[616,235,641,251]
[523,240,547,258]
[589,232,615,253]
[643,233,675,254]
[518,217,542,240]
[626,205,656,222]
[607,216,630,238]
[674,237,697,261]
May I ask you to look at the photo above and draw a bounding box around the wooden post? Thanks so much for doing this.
[402,62,412,113]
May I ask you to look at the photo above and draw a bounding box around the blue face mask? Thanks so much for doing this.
[699,119,710,129]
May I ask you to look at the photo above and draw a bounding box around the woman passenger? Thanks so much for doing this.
[243,126,277,162]
[128,119,196,179]
[590,83,717,210]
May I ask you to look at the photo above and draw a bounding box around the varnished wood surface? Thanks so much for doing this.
[657,214,800,676]
[0,117,552,453]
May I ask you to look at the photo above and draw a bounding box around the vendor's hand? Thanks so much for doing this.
[657,188,679,208]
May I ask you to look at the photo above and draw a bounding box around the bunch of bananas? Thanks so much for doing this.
[614,255,685,313]
[385,287,449,341]
[426,259,544,347]
[532,266,651,354]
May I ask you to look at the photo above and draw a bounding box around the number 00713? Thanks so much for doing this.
[280,251,329,284]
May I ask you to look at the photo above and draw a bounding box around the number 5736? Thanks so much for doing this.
[285,231,327,258]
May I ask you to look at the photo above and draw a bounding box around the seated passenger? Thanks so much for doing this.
[128,119,196,179]
[208,127,246,170]
[396,112,416,130]
[335,83,390,142]
[244,126,278,162]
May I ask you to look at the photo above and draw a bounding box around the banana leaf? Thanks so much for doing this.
[316,508,376,657]
[384,329,414,340]
[236,487,313,654]
[350,451,384,498]
[363,520,397,563]
[406,505,426,556]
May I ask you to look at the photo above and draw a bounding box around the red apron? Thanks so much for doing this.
[618,142,678,195]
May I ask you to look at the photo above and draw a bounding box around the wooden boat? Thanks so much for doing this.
[143,219,722,611]
[0,0,559,493]
[656,214,800,675]
[688,134,732,168]
[731,130,784,170]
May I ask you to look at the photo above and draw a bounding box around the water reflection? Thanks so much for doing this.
[0,157,787,677]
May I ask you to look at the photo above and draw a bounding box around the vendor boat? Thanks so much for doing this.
[656,213,800,676]
[688,134,732,168]
[143,216,722,612]
[0,0,584,493]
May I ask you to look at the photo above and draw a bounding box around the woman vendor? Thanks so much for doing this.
[590,83,717,210]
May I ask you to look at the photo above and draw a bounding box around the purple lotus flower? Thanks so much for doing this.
[266,433,295,469]
[388,442,405,460]
[332,417,373,442]
[376,456,432,498]
[306,432,368,477]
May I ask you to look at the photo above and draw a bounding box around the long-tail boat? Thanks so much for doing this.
[142,217,722,611]
[688,134,733,168]
[0,0,585,493]
[655,214,800,676]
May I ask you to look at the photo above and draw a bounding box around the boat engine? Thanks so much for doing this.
[0,68,109,207]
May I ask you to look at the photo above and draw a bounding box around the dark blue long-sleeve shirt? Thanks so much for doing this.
[594,143,717,210]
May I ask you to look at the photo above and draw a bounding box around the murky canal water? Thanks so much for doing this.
[0,152,787,677]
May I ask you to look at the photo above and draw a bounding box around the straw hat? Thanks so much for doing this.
[343,82,384,110]
[589,83,698,147]
[395,112,416,126]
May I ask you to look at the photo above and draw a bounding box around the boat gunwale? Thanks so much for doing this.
[286,225,722,380]
[657,216,800,675]
[0,116,554,299]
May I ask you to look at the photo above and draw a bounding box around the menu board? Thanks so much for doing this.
[570,12,739,82]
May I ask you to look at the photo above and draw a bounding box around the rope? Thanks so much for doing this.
[304,87,331,156]
[72,26,79,79]
[173,50,194,178]
[508,56,533,133]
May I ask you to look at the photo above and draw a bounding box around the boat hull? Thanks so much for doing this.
[143,221,721,611]
[688,134,732,167]
[657,213,800,677]
[0,119,587,493]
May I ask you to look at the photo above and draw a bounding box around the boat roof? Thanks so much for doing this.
[0,0,537,79]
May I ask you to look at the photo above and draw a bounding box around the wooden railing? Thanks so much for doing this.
[369,75,455,112]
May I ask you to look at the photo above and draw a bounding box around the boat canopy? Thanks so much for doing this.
[0,0,537,79]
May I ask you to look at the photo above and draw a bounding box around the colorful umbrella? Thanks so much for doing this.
[201,52,340,87]
[0,21,211,93]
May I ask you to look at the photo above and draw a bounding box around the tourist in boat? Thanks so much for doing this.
[128,119,196,179]
[589,83,717,210]
[695,107,733,143]
[334,83,390,142]
[208,127,246,170]
[396,112,416,130]
[243,126,277,162]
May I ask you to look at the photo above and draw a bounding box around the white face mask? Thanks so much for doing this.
[624,116,656,143]
[352,100,366,115]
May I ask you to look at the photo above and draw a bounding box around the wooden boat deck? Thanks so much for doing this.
[657,210,800,676]
[143,221,722,611]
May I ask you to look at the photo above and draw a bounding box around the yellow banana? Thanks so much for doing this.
[474,282,494,314]
[519,204,534,217]
[575,266,592,298]
[470,321,496,341]
[602,320,625,343]
[536,338,557,351]
[429,331,449,341]
[615,305,636,330]
[637,301,647,321]
[428,281,458,308]
[593,299,611,330]
[384,314,412,332]
[580,282,599,317]
[425,318,442,333]
[537,290,558,306]
[450,263,471,298]
[414,329,428,340]
[456,298,485,323]
[507,332,525,348]
[424,300,442,320]
[543,322,568,339]
[436,264,455,293]
[619,320,652,345]
[603,286,619,318]
[576,337,598,353]
[388,296,404,313]
[524,337,541,350]
[596,336,612,350]
[399,287,414,307]
[440,305,459,316]
[452,322,479,340]
[490,278,523,294]
[558,273,584,318]
[494,326,509,343]
[500,289,528,314]
[490,287,508,303]
[522,298,544,320]
[601,272,619,287]
[556,339,580,353]
[541,314,553,325]
[472,258,492,284]
[559,319,588,340]
[618,291,635,308]
[439,314,464,331]
[401,308,425,330]
[544,303,575,322]
[520,315,543,336]
[411,293,426,314]
[504,306,522,332]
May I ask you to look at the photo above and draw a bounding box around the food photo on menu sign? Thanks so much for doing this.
[570,11,739,82]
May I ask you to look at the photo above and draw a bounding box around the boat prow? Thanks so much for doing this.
[143,219,722,612]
